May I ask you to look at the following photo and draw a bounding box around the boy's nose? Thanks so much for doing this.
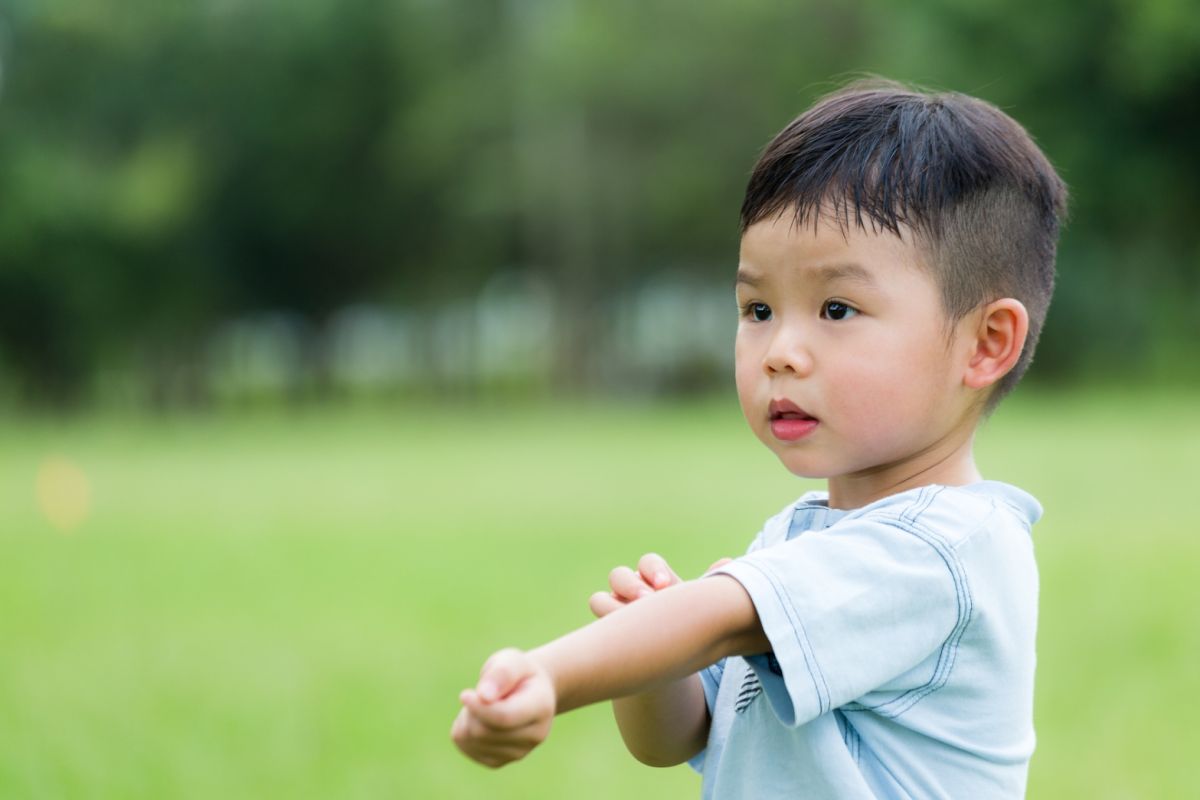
[762,329,814,376]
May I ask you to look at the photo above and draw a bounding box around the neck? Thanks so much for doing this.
[826,429,982,510]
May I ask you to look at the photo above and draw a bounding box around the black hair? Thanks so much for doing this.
[742,78,1068,408]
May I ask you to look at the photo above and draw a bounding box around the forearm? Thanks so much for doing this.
[612,674,708,766]
[451,573,763,769]
[530,574,767,715]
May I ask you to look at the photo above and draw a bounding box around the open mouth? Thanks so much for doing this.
[768,399,818,441]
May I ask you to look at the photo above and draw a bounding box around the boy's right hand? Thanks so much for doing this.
[452,648,556,768]
[588,553,732,618]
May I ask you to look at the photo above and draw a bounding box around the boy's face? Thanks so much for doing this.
[735,210,980,502]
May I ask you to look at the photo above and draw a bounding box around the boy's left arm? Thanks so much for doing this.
[451,574,767,768]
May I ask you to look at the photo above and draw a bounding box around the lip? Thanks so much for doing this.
[768,398,818,441]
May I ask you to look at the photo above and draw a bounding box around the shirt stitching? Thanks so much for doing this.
[736,559,833,715]
[846,499,975,717]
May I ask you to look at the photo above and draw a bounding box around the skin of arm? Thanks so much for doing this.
[451,573,767,768]
[610,672,708,767]
[589,554,733,767]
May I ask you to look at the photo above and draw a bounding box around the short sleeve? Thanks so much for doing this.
[715,516,966,727]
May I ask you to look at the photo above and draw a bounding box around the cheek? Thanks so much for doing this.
[734,366,759,420]
[733,347,767,431]
[830,359,924,425]
[834,376,897,429]
[832,346,951,432]
[733,338,758,391]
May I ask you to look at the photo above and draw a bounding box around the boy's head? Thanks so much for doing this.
[734,79,1067,498]
[741,78,1068,409]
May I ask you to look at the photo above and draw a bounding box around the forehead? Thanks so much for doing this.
[737,209,931,289]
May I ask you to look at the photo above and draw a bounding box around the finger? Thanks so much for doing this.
[460,689,514,734]
[465,709,552,761]
[460,705,507,738]
[450,706,470,744]
[588,591,624,618]
[609,565,652,601]
[472,743,534,769]
[453,708,502,756]
[704,557,734,575]
[461,707,549,747]
[638,552,680,589]
[477,645,518,680]
[459,695,511,736]
[457,735,514,769]
[478,652,499,679]
[476,648,532,703]
[462,684,533,731]
[453,707,535,767]
[473,749,510,769]
[484,741,540,767]
[466,687,547,731]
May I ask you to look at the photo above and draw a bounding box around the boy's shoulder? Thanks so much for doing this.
[846,481,1042,541]
[754,481,1041,552]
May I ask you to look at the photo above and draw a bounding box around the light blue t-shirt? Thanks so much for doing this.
[691,481,1041,799]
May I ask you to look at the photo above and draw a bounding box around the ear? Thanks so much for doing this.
[963,298,1029,391]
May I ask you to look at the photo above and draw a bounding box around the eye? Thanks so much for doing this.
[743,302,772,322]
[821,300,858,321]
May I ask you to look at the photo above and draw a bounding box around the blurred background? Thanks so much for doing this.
[1,0,1197,798]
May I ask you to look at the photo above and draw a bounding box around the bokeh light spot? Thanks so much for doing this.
[35,456,92,533]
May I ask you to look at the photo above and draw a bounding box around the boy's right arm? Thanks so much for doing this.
[453,564,764,768]
[588,553,730,767]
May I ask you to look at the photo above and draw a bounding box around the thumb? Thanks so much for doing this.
[476,648,530,703]
[638,552,681,589]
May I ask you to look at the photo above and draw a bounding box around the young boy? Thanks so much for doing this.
[451,79,1067,798]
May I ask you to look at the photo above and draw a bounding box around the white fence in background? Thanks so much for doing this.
[205,272,735,399]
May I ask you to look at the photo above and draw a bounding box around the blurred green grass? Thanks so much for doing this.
[1,389,1198,798]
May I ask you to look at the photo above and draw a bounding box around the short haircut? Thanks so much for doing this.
[741,78,1068,409]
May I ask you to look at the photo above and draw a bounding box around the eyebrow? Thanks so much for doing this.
[735,262,878,289]
[735,269,763,287]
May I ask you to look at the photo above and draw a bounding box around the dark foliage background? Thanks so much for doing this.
[1,0,1197,406]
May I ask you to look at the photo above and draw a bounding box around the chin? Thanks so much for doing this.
[775,454,833,480]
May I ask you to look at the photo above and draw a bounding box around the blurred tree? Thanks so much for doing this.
[0,0,1196,405]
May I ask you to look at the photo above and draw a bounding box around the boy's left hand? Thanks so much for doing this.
[451,648,556,768]
[590,553,733,618]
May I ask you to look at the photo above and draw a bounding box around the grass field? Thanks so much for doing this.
[2,388,1197,798]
